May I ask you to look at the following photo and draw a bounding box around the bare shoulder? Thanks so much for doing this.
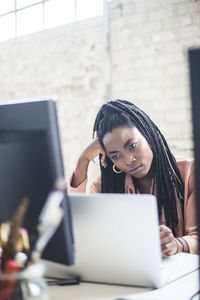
[176,157,195,193]
[176,157,194,171]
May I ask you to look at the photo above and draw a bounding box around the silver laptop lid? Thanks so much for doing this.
[65,193,162,288]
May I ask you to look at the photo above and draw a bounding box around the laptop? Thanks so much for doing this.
[44,193,199,288]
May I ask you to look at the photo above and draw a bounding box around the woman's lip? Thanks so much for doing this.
[129,164,143,174]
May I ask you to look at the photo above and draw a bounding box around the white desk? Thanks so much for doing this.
[48,281,148,300]
[47,255,199,300]
[48,270,199,300]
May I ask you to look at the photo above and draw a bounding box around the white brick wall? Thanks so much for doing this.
[110,0,200,159]
[0,0,199,181]
[0,18,105,179]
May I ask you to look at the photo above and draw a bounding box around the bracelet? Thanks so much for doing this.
[177,238,185,252]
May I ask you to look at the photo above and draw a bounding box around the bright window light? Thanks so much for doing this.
[44,0,75,29]
[17,4,43,36]
[0,0,104,42]
[17,0,40,9]
[0,0,15,15]
[0,13,15,41]
[76,0,103,21]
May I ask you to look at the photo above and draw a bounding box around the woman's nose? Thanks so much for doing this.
[125,154,136,165]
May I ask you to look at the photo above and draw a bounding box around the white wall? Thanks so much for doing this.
[110,0,200,157]
[0,0,199,181]
[0,17,105,179]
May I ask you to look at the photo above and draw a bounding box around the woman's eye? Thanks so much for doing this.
[129,142,137,150]
[111,154,120,160]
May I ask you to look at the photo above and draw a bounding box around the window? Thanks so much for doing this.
[0,0,15,15]
[0,13,15,42]
[44,0,75,29]
[76,0,103,21]
[0,0,104,42]
[17,0,40,9]
[17,4,43,36]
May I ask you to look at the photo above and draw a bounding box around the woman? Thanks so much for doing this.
[68,99,198,256]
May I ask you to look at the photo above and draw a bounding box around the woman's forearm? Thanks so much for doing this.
[71,155,90,188]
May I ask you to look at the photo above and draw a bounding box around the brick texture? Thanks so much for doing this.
[0,0,199,181]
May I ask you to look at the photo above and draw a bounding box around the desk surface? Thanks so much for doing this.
[48,281,149,300]
[48,254,199,300]
[48,268,199,300]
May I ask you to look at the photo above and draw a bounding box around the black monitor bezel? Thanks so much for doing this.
[0,98,75,266]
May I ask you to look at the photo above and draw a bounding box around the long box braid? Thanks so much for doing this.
[93,99,184,236]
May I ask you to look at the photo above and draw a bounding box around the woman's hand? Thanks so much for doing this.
[71,138,106,188]
[81,138,106,167]
[159,224,178,256]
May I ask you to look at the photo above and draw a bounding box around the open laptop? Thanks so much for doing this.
[44,193,199,288]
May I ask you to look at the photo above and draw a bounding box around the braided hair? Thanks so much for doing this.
[93,99,184,235]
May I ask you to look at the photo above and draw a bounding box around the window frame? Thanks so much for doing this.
[0,0,103,41]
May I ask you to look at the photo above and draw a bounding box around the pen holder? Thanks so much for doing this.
[0,262,49,300]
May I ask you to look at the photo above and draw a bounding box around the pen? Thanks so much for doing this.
[16,228,30,254]
[1,197,29,271]
[0,260,20,299]
[30,207,63,264]
[38,177,66,228]
[0,222,11,248]
[47,278,80,286]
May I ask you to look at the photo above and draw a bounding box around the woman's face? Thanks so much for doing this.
[102,126,154,179]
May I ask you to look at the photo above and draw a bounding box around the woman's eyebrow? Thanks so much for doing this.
[108,150,118,154]
[108,139,133,154]
[123,139,132,149]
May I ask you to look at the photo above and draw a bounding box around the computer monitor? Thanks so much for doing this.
[0,98,75,266]
[188,48,200,251]
[188,48,200,297]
